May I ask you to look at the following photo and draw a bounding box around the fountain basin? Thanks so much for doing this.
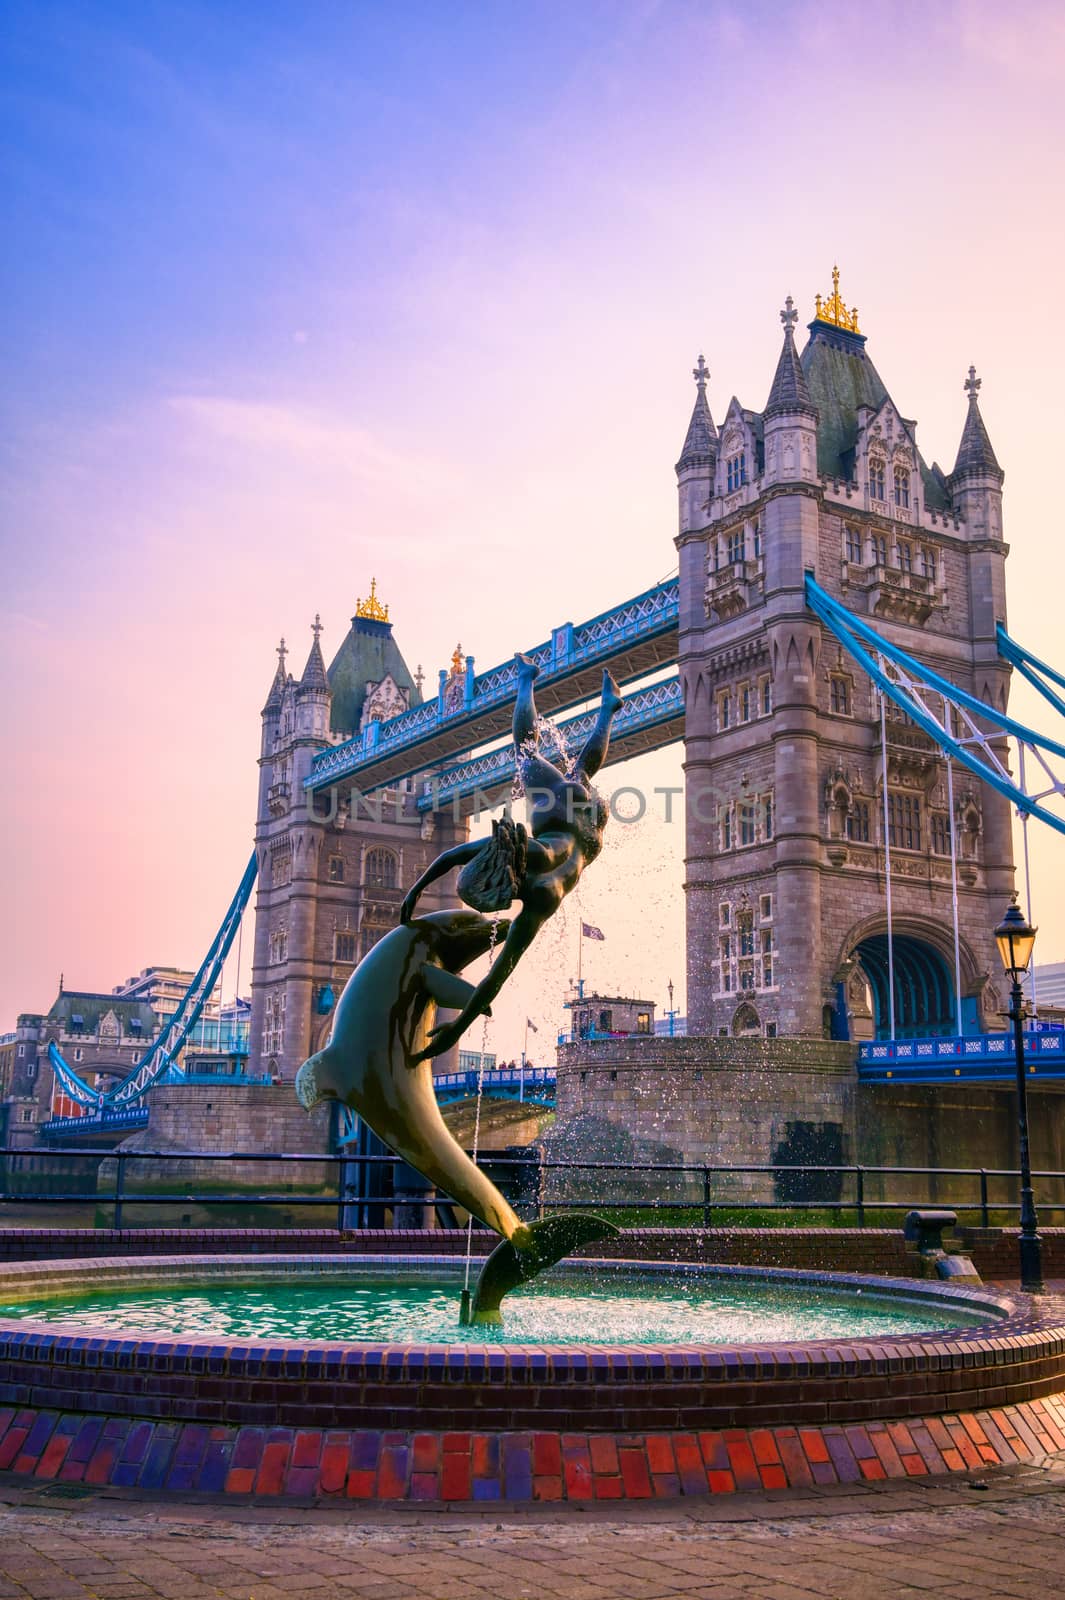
[0,1252,1058,1434]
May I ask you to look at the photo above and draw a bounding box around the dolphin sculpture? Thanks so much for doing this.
[295,908,617,1323]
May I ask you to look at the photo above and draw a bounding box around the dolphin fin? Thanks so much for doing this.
[466,1214,619,1325]
[419,964,490,1016]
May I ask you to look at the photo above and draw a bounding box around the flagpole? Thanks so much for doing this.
[521,1018,528,1101]
[577,921,583,1001]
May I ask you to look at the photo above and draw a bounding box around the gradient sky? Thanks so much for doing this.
[4,0,1065,1056]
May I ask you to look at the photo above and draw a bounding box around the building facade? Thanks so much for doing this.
[677,271,1014,1043]
[248,585,465,1080]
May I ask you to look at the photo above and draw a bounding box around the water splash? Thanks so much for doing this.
[460,914,502,1319]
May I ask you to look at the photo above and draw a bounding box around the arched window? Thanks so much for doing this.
[869,458,886,501]
[732,1002,761,1036]
[894,467,910,509]
[365,848,398,888]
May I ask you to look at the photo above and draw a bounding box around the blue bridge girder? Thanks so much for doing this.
[431,1066,557,1107]
[857,1031,1065,1084]
[306,578,679,795]
[413,674,684,816]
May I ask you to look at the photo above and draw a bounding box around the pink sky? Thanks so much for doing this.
[4,1,1065,1056]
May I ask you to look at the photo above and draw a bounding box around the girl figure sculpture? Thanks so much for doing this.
[401,653,623,1060]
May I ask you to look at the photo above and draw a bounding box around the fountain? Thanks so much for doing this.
[2,656,1064,1500]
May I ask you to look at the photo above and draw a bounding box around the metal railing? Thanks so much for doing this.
[2,1148,1064,1233]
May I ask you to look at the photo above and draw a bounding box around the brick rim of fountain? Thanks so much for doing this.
[1,1253,1064,1500]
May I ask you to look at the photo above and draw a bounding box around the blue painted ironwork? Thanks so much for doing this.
[47,852,259,1116]
[415,674,684,813]
[858,1030,1065,1082]
[39,1106,150,1139]
[431,1066,556,1107]
[996,622,1065,722]
[805,574,1065,837]
[308,579,679,792]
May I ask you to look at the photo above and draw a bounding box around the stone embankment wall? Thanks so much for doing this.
[98,1085,335,1223]
[551,1036,1065,1210]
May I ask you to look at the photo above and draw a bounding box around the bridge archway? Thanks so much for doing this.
[837,916,981,1041]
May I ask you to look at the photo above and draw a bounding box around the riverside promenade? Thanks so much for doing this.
[1,1456,1064,1600]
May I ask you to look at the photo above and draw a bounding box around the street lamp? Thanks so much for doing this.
[667,978,676,1038]
[993,898,1043,1293]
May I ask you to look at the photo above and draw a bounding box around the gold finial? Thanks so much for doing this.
[450,643,464,676]
[355,577,390,623]
[812,264,861,333]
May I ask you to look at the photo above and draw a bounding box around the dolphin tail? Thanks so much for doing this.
[465,1213,619,1325]
[295,1047,334,1111]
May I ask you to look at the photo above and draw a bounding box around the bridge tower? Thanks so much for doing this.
[248,587,461,1080]
[677,272,1014,1043]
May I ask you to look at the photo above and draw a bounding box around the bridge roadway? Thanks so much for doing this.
[307,578,679,795]
[412,673,683,816]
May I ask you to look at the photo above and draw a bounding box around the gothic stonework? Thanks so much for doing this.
[677,280,1013,1044]
[249,602,464,1081]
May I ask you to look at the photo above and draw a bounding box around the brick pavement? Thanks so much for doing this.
[0,1462,1064,1600]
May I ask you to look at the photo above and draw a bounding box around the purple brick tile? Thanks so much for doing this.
[350,1430,381,1472]
[198,1437,233,1493]
[138,1426,179,1491]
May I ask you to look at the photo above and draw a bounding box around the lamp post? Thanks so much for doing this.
[993,898,1044,1293]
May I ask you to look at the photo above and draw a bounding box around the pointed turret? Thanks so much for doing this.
[951,366,1003,483]
[262,638,287,715]
[764,296,816,419]
[298,614,329,694]
[675,354,717,472]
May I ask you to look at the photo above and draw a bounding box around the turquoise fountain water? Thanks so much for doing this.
[0,1269,992,1345]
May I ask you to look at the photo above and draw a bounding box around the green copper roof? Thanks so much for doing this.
[801,326,950,511]
[327,615,423,738]
[47,991,159,1035]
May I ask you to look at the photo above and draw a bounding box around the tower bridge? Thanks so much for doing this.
[31,271,1065,1181]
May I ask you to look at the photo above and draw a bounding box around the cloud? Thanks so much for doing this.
[167,394,414,483]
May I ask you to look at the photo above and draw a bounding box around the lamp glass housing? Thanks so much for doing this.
[994,903,1037,981]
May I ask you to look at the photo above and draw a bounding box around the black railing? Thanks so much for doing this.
[2,1147,1065,1232]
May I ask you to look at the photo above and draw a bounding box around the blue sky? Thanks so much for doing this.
[4,0,1065,1046]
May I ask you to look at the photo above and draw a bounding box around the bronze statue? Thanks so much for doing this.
[295,908,616,1322]
[401,654,623,1060]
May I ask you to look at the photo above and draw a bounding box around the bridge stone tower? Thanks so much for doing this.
[249,584,462,1081]
[677,271,1014,1043]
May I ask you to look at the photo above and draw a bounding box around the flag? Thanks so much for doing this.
[526,1018,538,1034]
[582,922,605,941]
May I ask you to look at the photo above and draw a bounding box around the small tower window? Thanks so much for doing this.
[830,675,851,716]
[921,546,938,582]
[931,814,951,856]
[763,794,774,839]
[846,801,871,843]
[760,676,772,716]
[887,792,922,851]
[720,902,731,928]
[739,803,756,846]
[726,452,748,493]
[727,528,745,565]
[740,684,751,722]
[718,691,731,731]
[365,848,398,888]
[335,932,357,963]
[721,807,732,851]
[869,458,886,501]
[752,518,762,558]
[894,467,910,509]
[328,855,344,882]
[897,540,914,575]
[870,533,888,566]
[845,526,863,563]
